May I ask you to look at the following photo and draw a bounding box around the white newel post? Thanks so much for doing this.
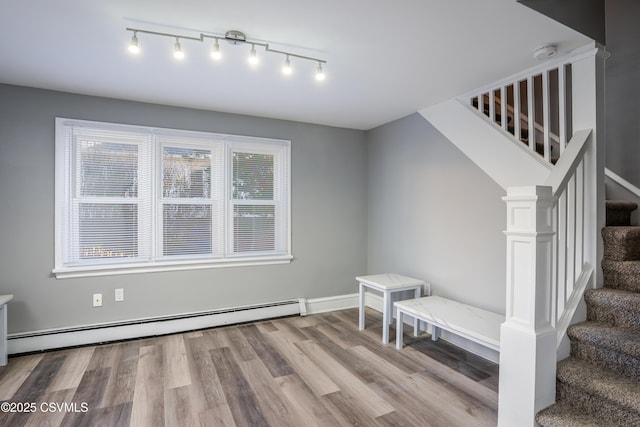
[498,186,556,427]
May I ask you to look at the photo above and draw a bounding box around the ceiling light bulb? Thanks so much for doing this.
[282,56,292,75]
[174,39,184,60]
[315,63,325,81]
[248,44,259,65]
[211,39,221,60]
[128,33,140,54]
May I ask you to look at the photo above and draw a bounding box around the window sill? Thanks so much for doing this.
[52,255,294,279]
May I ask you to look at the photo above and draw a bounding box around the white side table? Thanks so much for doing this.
[0,294,13,366]
[357,274,425,344]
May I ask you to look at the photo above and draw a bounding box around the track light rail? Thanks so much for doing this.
[125,27,327,80]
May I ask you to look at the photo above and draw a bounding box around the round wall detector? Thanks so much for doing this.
[533,45,557,61]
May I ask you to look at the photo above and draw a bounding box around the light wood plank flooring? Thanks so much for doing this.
[0,308,499,426]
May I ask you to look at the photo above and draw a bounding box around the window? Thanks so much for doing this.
[54,118,291,278]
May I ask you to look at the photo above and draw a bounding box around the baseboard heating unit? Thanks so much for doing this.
[8,298,306,355]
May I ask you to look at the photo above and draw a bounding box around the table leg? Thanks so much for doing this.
[396,309,403,350]
[413,286,421,336]
[382,291,389,344]
[358,282,365,331]
[432,325,441,341]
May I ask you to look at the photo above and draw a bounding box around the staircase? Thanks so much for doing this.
[536,200,640,426]
[422,43,605,425]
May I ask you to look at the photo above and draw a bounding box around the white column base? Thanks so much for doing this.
[498,322,556,427]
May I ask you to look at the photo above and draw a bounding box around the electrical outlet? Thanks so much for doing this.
[115,288,124,302]
[93,293,102,307]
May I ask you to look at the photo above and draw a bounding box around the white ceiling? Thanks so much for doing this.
[0,0,591,130]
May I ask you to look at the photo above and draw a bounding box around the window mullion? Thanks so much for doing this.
[138,135,153,262]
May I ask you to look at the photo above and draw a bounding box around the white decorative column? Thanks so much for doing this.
[570,45,608,288]
[498,186,557,427]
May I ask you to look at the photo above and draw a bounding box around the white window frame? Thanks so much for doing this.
[227,141,289,257]
[53,118,292,278]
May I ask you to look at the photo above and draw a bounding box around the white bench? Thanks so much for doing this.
[394,296,504,352]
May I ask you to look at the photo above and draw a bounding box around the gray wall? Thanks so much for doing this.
[0,84,368,334]
[605,0,640,188]
[366,114,507,314]
[518,0,605,45]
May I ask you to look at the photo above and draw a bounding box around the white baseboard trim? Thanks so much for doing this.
[8,299,302,355]
[8,294,361,355]
[304,293,359,315]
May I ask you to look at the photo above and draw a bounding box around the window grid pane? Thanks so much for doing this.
[233,205,275,253]
[163,147,212,199]
[79,141,138,198]
[163,204,212,256]
[233,152,274,200]
[78,203,138,259]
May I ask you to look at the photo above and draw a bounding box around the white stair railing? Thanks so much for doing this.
[498,130,595,427]
[464,51,582,165]
[544,129,595,347]
[496,43,606,426]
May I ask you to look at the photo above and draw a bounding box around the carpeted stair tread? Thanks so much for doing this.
[536,401,617,427]
[606,200,638,226]
[602,226,640,261]
[602,259,640,292]
[538,199,640,425]
[557,358,640,423]
[569,322,640,379]
[569,322,640,358]
[585,289,640,328]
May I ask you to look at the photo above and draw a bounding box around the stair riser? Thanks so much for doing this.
[607,210,635,226]
[603,261,640,292]
[587,306,640,328]
[584,289,640,328]
[602,227,640,261]
[605,200,637,227]
[571,340,640,381]
[557,382,640,426]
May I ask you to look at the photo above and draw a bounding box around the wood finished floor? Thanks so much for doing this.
[0,308,499,426]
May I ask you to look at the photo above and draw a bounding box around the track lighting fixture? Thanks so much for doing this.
[248,44,259,65]
[282,56,292,75]
[210,39,221,60]
[125,27,327,81]
[315,62,325,81]
[128,32,139,54]
[173,38,184,60]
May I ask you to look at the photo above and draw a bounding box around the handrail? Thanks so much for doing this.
[545,128,592,350]
[461,43,596,100]
[555,263,593,348]
[605,168,640,200]
[545,129,591,193]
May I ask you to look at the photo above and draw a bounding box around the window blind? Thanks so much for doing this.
[159,140,224,258]
[55,118,291,277]
[63,125,152,266]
